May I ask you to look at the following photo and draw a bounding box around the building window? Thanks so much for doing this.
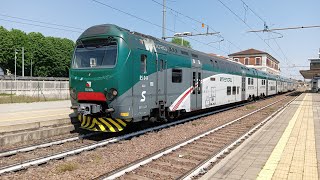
[255,57,261,65]
[140,54,147,73]
[172,69,182,83]
[234,58,239,62]
[232,86,236,95]
[227,86,231,95]
[245,58,249,65]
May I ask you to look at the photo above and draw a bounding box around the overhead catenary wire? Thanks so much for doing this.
[0,13,84,31]
[217,0,295,69]
[238,0,302,75]
[0,18,82,33]
[91,0,230,54]
[150,0,242,52]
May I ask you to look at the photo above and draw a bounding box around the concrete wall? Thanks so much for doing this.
[0,79,70,99]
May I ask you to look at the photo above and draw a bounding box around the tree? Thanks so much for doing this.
[0,26,74,77]
[171,37,191,48]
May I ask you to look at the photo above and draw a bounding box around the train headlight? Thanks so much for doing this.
[111,89,118,96]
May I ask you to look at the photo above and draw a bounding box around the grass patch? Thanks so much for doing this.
[0,95,68,104]
[0,93,14,96]
[246,105,256,110]
[56,162,78,173]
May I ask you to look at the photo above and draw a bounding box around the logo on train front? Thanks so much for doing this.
[86,81,91,87]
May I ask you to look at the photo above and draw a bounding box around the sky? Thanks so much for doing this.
[0,0,319,79]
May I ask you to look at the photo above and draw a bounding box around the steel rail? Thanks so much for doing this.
[180,94,300,180]
[103,93,298,179]
[0,93,291,175]
[0,132,100,158]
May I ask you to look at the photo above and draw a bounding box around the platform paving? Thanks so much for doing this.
[0,100,74,133]
[200,93,320,180]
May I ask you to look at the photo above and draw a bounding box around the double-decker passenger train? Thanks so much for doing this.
[69,24,297,132]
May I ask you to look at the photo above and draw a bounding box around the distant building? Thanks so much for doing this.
[300,49,320,92]
[208,53,229,60]
[228,48,280,75]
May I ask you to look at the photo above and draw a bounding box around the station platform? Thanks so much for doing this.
[200,93,320,180]
[0,100,74,133]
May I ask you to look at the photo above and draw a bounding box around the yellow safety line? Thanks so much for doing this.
[107,118,123,131]
[257,94,318,179]
[99,118,116,132]
[78,115,81,122]
[116,118,127,127]
[4,108,72,115]
[1,113,70,122]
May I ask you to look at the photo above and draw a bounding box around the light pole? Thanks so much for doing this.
[30,58,33,77]
[14,49,18,81]
[22,47,24,77]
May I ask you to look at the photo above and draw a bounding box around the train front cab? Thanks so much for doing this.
[69,25,134,132]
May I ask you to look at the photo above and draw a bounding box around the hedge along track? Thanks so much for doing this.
[0,92,295,175]
[101,93,300,180]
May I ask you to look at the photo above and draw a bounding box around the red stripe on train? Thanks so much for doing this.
[173,87,194,111]
[78,92,106,101]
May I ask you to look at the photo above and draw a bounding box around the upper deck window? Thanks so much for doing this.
[72,39,117,69]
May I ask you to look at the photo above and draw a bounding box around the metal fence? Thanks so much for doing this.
[0,76,70,99]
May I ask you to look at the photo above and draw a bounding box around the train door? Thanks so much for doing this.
[266,79,269,96]
[156,53,167,104]
[191,59,202,110]
[241,72,246,101]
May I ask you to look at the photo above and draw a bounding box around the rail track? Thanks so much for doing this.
[0,92,298,176]
[99,92,300,180]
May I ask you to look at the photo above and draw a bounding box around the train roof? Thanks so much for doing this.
[78,24,290,81]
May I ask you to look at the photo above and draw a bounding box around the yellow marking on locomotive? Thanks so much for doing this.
[83,117,91,128]
[120,112,129,117]
[78,115,81,121]
[95,120,106,132]
[107,118,123,131]
[81,116,87,126]
[87,118,97,129]
[99,118,116,132]
[116,118,127,127]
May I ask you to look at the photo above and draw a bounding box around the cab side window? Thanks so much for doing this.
[140,54,147,74]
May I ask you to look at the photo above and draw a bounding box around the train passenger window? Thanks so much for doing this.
[227,86,231,95]
[251,78,254,84]
[192,54,198,58]
[232,86,236,95]
[237,87,240,94]
[140,55,147,74]
[172,69,182,83]
[181,51,189,56]
[248,78,251,85]
[198,73,201,94]
[192,72,196,94]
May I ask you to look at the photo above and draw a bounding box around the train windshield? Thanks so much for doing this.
[72,39,117,69]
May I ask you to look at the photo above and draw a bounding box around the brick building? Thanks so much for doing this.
[228,48,280,75]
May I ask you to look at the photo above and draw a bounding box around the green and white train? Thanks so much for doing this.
[69,24,296,132]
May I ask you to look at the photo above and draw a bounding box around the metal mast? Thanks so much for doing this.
[162,0,166,40]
